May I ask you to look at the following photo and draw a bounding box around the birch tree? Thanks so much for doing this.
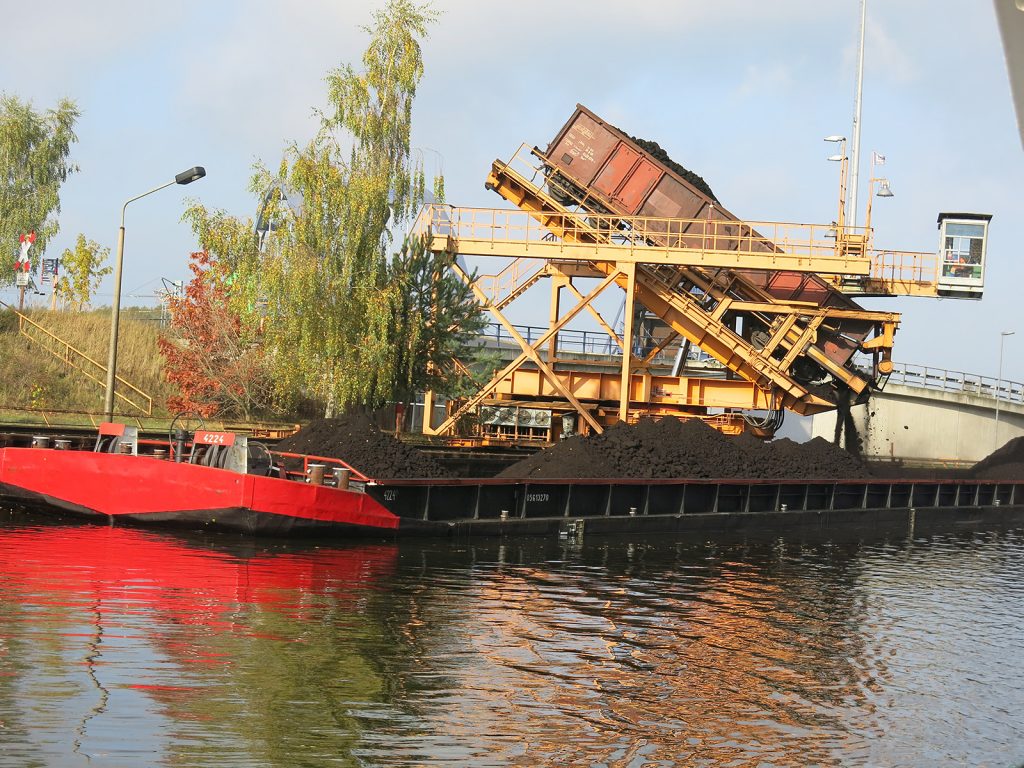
[56,234,111,310]
[249,0,442,416]
[0,95,78,283]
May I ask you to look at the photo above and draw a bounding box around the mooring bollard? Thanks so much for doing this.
[151,449,168,460]
[500,510,509,521]
[308,464,325,486]
[173,429,187,463]
[53,439,71,451]
[119,442,134,455]
[333,467,351,490]
[31,436,50,449]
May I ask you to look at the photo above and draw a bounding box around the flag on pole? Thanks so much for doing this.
[872,151,886,166]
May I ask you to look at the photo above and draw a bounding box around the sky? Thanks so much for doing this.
[1,0,1022,385]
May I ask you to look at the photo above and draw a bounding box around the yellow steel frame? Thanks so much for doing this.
[427,265,623,437]
[417,145,914,438]
[485,368,782,411]
[830,249,941,297]
[480,162,898,395]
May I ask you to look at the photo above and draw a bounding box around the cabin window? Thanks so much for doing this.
[942,222,984,279]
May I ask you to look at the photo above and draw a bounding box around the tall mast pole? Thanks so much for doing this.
[849,0,867,228]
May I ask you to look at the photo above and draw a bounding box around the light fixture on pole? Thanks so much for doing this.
[862,149,894,235]
[824,135,848,234]
[103,166,206,422]
[864,178,888,236]
[994,330,1015,452]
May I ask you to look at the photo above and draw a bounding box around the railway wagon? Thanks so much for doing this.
[542,104,873,369]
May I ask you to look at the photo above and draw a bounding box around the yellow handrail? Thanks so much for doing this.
[0,302,154,415]
[415,203,867,275]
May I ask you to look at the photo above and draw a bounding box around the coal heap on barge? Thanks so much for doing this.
[496,417,868,480]
[274,415,449,479]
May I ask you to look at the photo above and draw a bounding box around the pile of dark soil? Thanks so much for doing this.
[970,437,1024,480]
[273,416,449,479]
[497,417,868,480]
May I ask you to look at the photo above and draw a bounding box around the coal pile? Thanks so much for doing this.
[629,135,718,203]
[497,417,868,480]
[273,416,449,479]
[970,437,1024,480]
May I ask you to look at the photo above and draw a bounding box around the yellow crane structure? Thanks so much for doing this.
[415,106,991,443]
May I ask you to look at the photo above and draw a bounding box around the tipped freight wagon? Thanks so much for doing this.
[541,104,875,373]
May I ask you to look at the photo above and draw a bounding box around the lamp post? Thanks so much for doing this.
[824,135,848,232]
[103,166,206,422]
[860,151,892,233]
[994,330,1015,452]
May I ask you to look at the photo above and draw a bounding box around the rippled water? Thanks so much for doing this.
[0,513,1022,767]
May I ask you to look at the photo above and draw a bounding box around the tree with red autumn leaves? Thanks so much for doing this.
[158,250,274,419]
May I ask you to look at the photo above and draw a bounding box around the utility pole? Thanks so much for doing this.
[849,0,867,228]
[994,330,1015,452]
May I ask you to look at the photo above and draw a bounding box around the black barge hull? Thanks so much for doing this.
[372,477,1024,538]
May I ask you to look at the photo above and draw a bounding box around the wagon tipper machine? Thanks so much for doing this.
[415,105,992,444]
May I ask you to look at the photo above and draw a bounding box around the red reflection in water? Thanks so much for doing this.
[0,523,401,760]
[0,524,398,627]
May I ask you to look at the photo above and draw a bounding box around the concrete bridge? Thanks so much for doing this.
[810,363,1024,466]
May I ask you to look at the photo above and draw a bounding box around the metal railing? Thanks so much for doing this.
[419,144,946,297]
[473,257,547,307]
[477,322,717,366]
[868,249,939,289]
[476,332,1020,407]
[884,361,1024,405]
[0,301,154,416]
[415,202,857,271]
[417,207,941,299]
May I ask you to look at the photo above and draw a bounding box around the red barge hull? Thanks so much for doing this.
[0,447,400,536]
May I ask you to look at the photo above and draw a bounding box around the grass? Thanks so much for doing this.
[0,307,299,435]
[0,307,176,418]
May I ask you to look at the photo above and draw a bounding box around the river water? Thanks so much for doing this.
[0,513,1022,767]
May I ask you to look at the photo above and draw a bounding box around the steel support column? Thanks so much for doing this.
[619,262,637,424]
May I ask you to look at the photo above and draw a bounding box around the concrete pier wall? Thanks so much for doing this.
[811,383,1024,465]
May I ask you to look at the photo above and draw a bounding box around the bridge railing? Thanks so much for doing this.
[477,322,717,365]
[884,361,1024,404]
[480,322,627,356]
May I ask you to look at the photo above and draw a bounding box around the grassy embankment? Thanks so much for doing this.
[0,307,176,425]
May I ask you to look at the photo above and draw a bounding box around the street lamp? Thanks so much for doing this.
[103,166,206,422]
[994,330,1015,452]
[860,152,892,231]
[824,135,848,232]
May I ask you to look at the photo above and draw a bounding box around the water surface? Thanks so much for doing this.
[0,512,1022,766]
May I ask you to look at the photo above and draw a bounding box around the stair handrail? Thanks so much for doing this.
[0,301,154,415]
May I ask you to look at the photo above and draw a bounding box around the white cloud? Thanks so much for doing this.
[174,0,366,155]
